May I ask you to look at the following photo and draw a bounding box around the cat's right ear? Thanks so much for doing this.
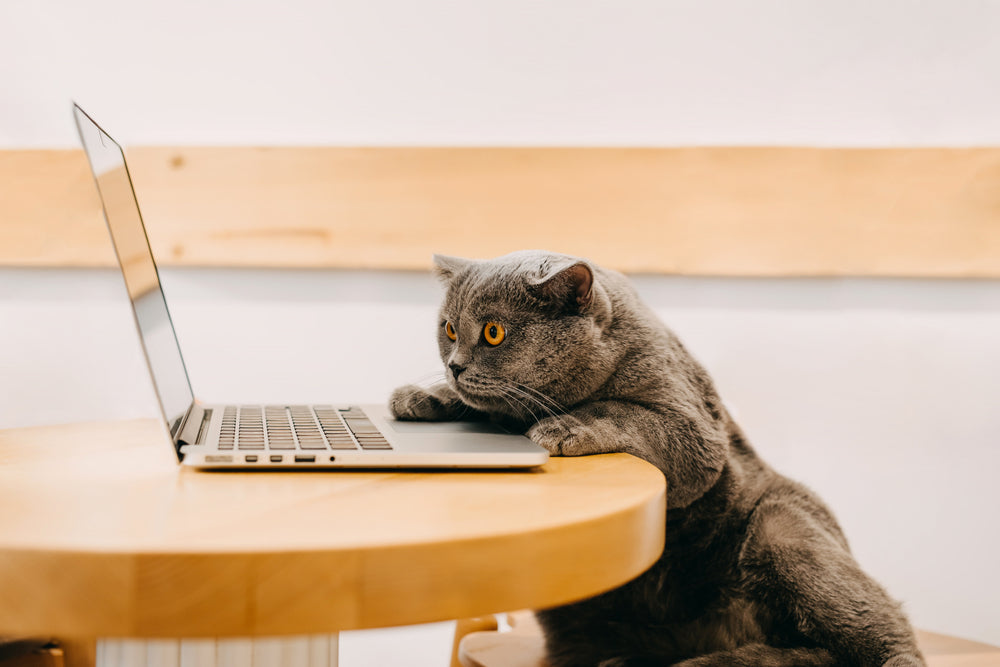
[432,254,472,282]
[533,261,595,312]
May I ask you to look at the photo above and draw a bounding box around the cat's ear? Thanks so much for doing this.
[535,262,595,311]
[432,254,472,282]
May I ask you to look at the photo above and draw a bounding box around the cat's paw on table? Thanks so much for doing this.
[527,415,596,456]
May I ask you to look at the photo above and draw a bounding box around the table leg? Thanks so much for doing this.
[94,634,338,667]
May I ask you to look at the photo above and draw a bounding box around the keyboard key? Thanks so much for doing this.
[344,418,378,433]
[299,440,329,450]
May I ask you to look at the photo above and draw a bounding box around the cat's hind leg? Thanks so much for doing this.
[739,493,925,666]
[669,644,836,666]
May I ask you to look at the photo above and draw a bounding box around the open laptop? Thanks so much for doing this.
[72,104,549,470]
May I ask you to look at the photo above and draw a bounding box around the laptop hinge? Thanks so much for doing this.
[177,403,207,447]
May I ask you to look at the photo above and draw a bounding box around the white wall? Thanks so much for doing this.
[3,0,1000,147]
[3,0,1000,658]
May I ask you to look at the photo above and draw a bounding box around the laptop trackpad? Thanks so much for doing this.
[387,420,514,435]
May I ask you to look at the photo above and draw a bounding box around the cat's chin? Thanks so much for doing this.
[450,383,517,417]
[452,387,498,411]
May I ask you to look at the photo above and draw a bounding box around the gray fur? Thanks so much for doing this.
[389,250,925,667]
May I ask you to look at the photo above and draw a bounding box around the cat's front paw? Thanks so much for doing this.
[527,416,592,456]
[389,384,456,421]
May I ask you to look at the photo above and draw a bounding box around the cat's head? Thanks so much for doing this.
[432,250,615,420]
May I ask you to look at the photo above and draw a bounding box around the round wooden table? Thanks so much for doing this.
[0,418,665,665]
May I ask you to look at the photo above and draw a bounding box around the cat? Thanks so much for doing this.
[390,250,924,667]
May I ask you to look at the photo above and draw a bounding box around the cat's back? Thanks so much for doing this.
[581,260,847,544]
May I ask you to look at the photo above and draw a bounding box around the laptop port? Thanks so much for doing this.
[294,455,316,463]
[329,456,336,462]
[270,455,283,463]
[245,455,258,463]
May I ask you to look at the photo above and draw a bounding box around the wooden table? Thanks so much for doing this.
[0,419,666,666]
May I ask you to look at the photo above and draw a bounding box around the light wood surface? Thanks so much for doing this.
[2,147,1000,276]
[916,630,1000,667]
[0,419,666,639]
[451,617,499,667]
[456,614,1000,667]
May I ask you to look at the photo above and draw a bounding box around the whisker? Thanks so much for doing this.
[498,386,539,423]
[503,387,552,422]
[494,380,564,423]
[411,372,448,388]
[497,384,547,424]
[492,388,522,421]
[513,383,567,416]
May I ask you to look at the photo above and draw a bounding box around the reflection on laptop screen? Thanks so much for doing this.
[73,105,194,438]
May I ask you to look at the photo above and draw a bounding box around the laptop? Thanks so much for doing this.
[72,104,549,470]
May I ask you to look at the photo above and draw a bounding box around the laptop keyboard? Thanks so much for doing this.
[217,405,392,451]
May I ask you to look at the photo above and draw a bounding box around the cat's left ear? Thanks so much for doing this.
[535,262,595,311]
[432,254,472,282]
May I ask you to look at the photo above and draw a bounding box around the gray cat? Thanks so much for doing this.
[390,250,924,667]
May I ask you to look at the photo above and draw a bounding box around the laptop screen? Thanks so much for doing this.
[73,105,195,445]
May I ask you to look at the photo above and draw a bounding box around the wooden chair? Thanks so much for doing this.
[452,612,1000,667]
[452,612,545,667]
[0,638,94,667]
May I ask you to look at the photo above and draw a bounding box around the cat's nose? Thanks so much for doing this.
[449,363,466,379]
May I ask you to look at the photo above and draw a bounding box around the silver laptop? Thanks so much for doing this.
[73,104,549,470]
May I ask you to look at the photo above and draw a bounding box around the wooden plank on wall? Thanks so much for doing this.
[1,147,999,276]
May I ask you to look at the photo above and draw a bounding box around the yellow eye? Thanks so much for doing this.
[445,321,457,341]
[483,322,505,346]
